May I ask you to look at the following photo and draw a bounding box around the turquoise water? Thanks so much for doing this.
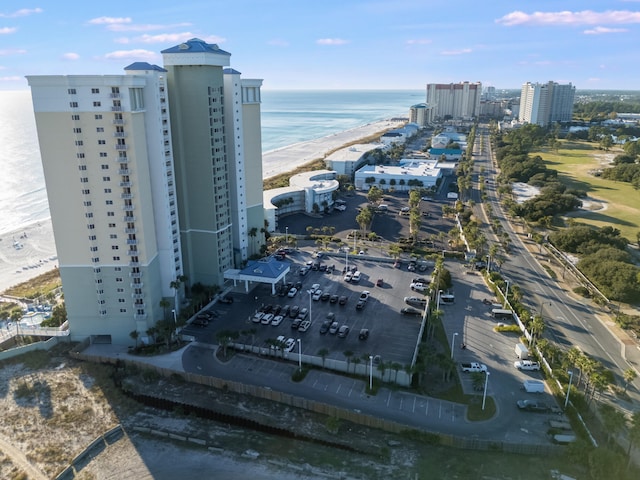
[0,89,424,233]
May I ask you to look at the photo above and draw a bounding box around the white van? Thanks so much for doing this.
[522,380,545,393]
[515,342,529,360]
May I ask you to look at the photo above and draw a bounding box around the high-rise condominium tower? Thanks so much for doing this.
[27,39,264,345]
[425,82,482,120]
[519,81,575,126]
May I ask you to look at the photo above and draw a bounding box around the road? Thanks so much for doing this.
[472,126,639,407]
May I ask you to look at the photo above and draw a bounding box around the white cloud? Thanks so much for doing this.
[0,48,27,56]
[88,16,132,26]
[0,8,43,18]
[135,33,225,44]
[496,10,640,26]
[441,48,472,55]
[268,39,290,47]
[406,39,432,45]
[103,49,158,61]
[106,22,192,33]
[0,75,23,82]
[584,26,627,34]
[316,38,349,46]
[62,52,80,61]
[0,27,17,34]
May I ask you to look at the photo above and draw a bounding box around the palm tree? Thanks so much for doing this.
[391,362,402,383]
[628,411,640,468]
[159,299,170,321]
[352,357,362,375]
[129,330,139,348]
[318,348,329,369]
[529,315,545,348]
[248,227,258,255]
[623,368,637,394]
[343,350,354,373]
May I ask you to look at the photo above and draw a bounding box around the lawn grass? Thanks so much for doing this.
[533,140,640,242]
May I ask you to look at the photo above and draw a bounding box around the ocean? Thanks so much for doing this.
[0,89,424,235]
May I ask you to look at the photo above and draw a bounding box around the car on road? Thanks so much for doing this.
[271,315,284,326]
[326,312,336,321]
[514,360,541,371]
[284,338,296,352]
[516,400,557,413]
[410,282,428,292]
[355,299,366,310]
[298,320,312,332]
[287,287,298,297]
[358,328,369,340]
[337,325,350,338]
[319,320,331,334]
[338,295,348,305]
[320,292,331,301]
[192,317,208,327]
[218,295,234,304]
[359,291,370,301]
[312,290,322,301]
[400,307,423,316]
[329,294,339,303]
[329,321,340,334]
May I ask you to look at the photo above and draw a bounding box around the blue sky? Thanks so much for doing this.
[1,1,639,91]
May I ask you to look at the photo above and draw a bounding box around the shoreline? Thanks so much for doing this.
[1,118,404,294]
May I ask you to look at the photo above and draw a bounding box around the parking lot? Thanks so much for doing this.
[183,248,427,369]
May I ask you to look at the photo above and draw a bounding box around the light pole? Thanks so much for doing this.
[285,226,288,244]
[564,371,574,409]
[503,279,510,308]
[369,355,373,391]
[171,309,177,334]
[450,332,458,359]
[436,289,443,311]
[297,339,302,371]
[482,371,490,410]
[307,289,313,321]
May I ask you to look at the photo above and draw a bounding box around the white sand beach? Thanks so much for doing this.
[0,219,58,294]
[0,119,402,294]
[262,118,404,178]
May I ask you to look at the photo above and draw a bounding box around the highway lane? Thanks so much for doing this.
[473,128,639,401]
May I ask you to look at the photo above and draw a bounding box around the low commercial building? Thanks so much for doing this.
[264,170,339,232]
[354,161,441,191]
[325,143,384,176]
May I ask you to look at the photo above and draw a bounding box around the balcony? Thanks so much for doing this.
[123,216,136,222]
[111,106,123,112]
[122,205,135,212]
[126,250,139,256]
[125,228,137,234]
[129,271,142,278]
[121,193,134,200]
[129,261,139,267]
[115,144,128,151]
[118,169,130,175]
[110,93,121,99]
[112,119,125,125]
[113,132,127,138]
[131,293,144,300]
[134,313,147,320]
[130,282,144,289]
[119,181,131,187]
[126,239,138,245]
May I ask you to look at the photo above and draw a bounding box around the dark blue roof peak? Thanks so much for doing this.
[161,38,231,56]
[124,62,167,72]
[223,68,242,75]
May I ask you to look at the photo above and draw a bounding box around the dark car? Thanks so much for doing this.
[263,304,274,314]
[319,320,331,334]
[355,300,366,310]
[321,292,331,301]
[289,305,300,318]
[291,318,302,330]
[294,281,303,290]
[338,295,348,305]
[192,317,208,327]
[358,328,369,340]
[219,295,234,304]
[401,307,423,316]
[329,294,339,303]
[281,305,291,317]
[516,400,558,413]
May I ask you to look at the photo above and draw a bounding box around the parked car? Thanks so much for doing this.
[312,290,322,301]
[351,271,361,282]
[320,292,331,301]
[376,278,384,287]
[358,328,369,340]
[287,287,298,297]
[344,271,353,282]
[272,335,286,351]
[319,320,331,334]
[410,282,428,292]
[359,291,370,301]
[337,325,350,338]
[291,318,302,329]
[326,312,336,321]
[252,311,265,323]
[310,283,320,293]
[404,296,427,307]
[355,300,366,310]
[299,266,309,276]
[219,295,234,304]
[297,307,309,320]
[192,317,208,327]
[407,261,417,271]
[412,277,430,284]
[289,305,300,318]
[514,360,541,371]
[261,313,274,325]
[281,305,291,317]
[401,307,423,316]
[271,315,284,326]
[298,320,312,332]
[516,400,554,413]
[284,338,296,352]
[329,321,340,334]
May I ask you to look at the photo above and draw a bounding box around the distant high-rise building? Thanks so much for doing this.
[425,82,482,120]
[518,81,575,126]
[409,103,434,127]
[27,39,264,345]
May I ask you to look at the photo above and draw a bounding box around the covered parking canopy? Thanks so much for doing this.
[224,256,291,295]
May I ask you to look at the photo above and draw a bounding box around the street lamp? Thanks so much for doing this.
[297,339,302,371]
[306,289,313,321]
[171,309,177,334]
[369,355,373,391]
[285,226,288,244]
[436,289,443,311]
[564,371,574,409]
[450,332,459,359]
[503,279,510,308]
[482,371,491,410]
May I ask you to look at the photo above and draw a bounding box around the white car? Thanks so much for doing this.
[410,282,428,292]
[343,272,353,282]
[261,313,274,325]
[298,319,312,332]
[272,335,286,350]
[359,291,370,301]
[287,287,298,297]
[284,338,296,352]
[351,271,361,282]
[252,311,264,323]
[310,283,320,293]
[334,204,346,211]
[514,360,541,371]
[312,289,322,301]
[271,315,284,326]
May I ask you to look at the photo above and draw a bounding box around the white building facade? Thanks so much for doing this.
[519,81,575,126]
[426,82,482,120]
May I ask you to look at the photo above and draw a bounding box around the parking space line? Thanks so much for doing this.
[386,391,392,407]
[412,397,416,413]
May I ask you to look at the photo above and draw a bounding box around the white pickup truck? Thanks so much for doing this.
[461,362,488,373]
